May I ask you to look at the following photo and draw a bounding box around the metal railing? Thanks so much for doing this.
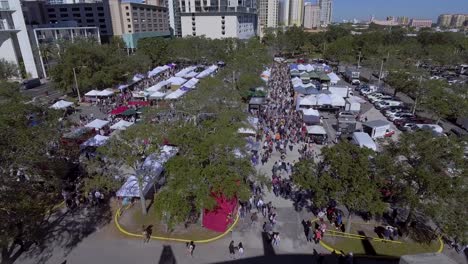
[0,1,11,11]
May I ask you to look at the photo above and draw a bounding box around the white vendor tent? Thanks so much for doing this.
[110,120,134,130]
[149,91,166,99]
[132,91,150,98]
[146,80,169,93]
[175,66,196,77]
[306,125,327,135]
[148,65,170,77]
[302,108,320,124]
[327,72,341,85]
[50,100,73,109]
[196,65,218,78]
[116,145,178,198]
[183,78,199,89]
[298,96,316,106]
[297,64,306,71]
[97,89,114,97]
[316,94,332,106]
[166,76,187,86]
[184,71,199,78]
[292,77,303,88]
[85,119,109,129]
[305,64,315,72]
[80,135,109,148]
[165,89,187,100]
[238,128,256,135]
[85,90,100,96]
[330,93,346,107]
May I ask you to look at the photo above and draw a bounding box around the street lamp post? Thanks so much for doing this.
[73,66,86,103]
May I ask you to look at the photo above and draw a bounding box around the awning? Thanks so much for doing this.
[50,100,73,109]
[85,90,100,96]
[316,94,332,106]
[306,125,327,135]
[110,120,134,130]
[298,97,315,106]
[116,145,178,198]
[166,76,187,86]
[149,91,166,99]
[182,78,199,89]
[122,109,137,116]
[165,89,187,100]
[111,106,129,115]
[302,108,320,117]
[85,119,109,129]
[238,128,256,135]
[80,135,109,148]
[97,89,114,97]
[146,80,169,93]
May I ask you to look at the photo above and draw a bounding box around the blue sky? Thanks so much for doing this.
[329,0,468,22]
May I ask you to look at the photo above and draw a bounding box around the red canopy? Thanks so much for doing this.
[202,194,237,233]
[128,101,150,106]
[111,106,129,115]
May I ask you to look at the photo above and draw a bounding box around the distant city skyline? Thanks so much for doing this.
[329,0,468,22]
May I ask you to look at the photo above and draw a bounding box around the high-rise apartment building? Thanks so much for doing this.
[278,0,289,26]
[166,0,181,36]
[108,0,170,49]
[178,0,257,39]
[258,0,278,37]
[318,0,331,26]
[303,2,319,29]
[450,14,467,28]
[396,16,408,25]
[437,14,452,27]
[0,0,39,78]
[409,19,432,28]
[288,0,302,26]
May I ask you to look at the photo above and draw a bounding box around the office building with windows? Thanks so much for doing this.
[450,14,467,28]
[318,0,331,26]
[179,0,257,39]
[303,2,319,29]
[257,0,278,37]
[37,0,113,41]
[0,0,38,78]
[278,0,288,26]
[108,0,170,48]
[409,19,432,28]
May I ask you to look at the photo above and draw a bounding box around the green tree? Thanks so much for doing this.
[293,142,386,232]
[381,131,466,236]
[137,37,171,66]
[386,71,417,97]
[99,123,162,215]
[50,39,146,95]
[0,59,19,80]
[0,82,63,263]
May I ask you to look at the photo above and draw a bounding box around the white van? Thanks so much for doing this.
[351,132,377,151]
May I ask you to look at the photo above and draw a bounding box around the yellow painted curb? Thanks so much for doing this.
[114,207,239,243]
[436,236,444,253]
[319,232,444,256]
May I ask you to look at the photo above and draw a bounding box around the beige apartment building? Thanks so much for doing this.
[303,2,319,29]
[109,0,170,48]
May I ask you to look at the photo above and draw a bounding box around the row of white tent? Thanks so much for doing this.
[84,89,115,97]
[116,145,178,198]
[148,65,171,78]
[298,94,346,107]
[80,119,135,149]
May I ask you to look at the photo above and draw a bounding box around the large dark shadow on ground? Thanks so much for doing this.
[15,202,113,264]
[358,231,377,256]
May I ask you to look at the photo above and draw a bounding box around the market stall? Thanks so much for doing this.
[110,120,134,130]
[306,125,328,144]
[85,119,109,130]
[50,100,73,110]
[302,108,320,124]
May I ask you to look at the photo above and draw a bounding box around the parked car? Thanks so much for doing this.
[337,111,356,119]
[398,122,416,131]
[383,107,410,116]
[370,95,395,104]
[366,92,385,100]
[389,112,414,122]
[375,100,403,110]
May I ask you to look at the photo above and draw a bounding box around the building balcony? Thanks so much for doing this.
[0,19,19,32]
[0,1,14,12]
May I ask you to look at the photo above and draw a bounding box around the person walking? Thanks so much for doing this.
[229,240,236,259]
[142,225,147,243]
[307,226,314,242]
[237,242,244,257]
[250,212,258,228]
[187,241,195,257]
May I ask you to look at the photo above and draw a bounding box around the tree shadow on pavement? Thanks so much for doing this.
[18,202,112,264]
[358,231,377,256]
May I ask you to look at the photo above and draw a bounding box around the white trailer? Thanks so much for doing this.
[351,132,377,151]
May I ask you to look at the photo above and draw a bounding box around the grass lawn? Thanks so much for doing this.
[322,222,440,256]
[118,203,222,241]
